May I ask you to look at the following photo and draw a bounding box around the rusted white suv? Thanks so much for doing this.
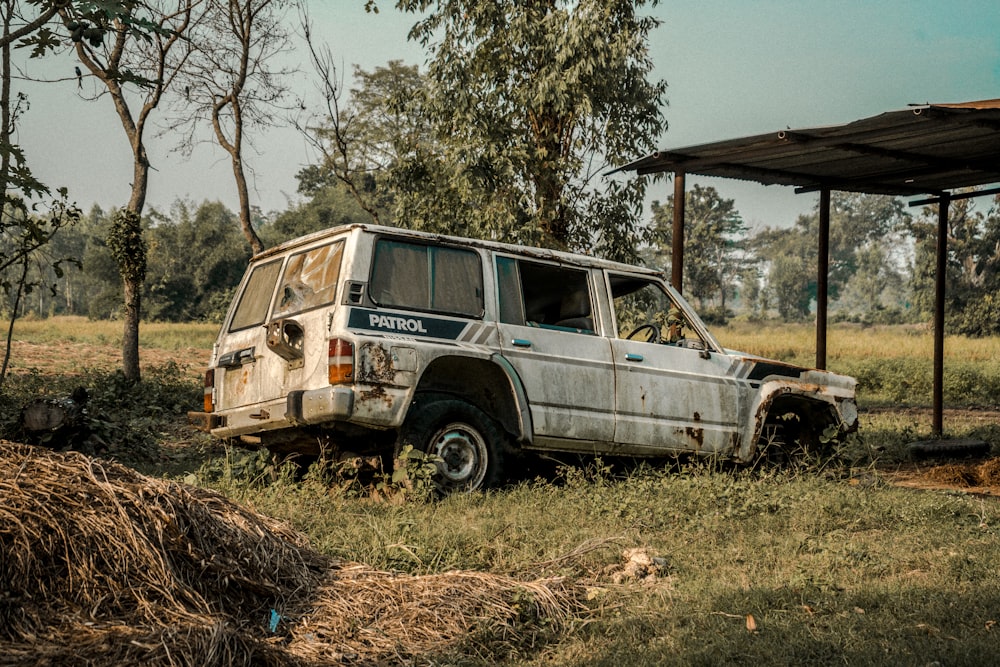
[189,224,858,492]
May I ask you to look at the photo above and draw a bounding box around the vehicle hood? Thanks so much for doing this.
[723,349,857,392]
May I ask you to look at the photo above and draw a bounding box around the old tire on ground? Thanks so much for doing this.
[397,398,509,494]
[907,438,990,459]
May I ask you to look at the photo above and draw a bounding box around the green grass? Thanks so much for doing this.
[3,319,1000,665]
[203,459,1000,666]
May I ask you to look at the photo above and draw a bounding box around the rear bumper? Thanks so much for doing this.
[285,385,355,425]
[203,386,355,438]
[196,383,410,439]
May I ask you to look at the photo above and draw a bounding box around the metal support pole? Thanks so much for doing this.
[932,194,950,436]
[816,188,830,370]
[671,171,686,292]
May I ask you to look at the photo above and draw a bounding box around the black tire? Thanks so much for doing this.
[907,439,990,459]
[397,398,509,494]
[756,419,819,465]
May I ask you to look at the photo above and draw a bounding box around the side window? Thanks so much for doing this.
[370,238,484,318]
[497,257,595,334]
[274,241,345,318]
[229,259,282,332]
[609,274,696,346]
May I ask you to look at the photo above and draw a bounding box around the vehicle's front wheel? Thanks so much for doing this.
[397,398,509,494]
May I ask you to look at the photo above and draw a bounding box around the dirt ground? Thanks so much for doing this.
[879,457,1000,498]
[864,406,1000,497]
[6,340,210,379]
[6,339,1000,497]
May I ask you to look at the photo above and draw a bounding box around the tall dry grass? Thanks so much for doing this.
[716,321,999,364]
[1,315,219,350]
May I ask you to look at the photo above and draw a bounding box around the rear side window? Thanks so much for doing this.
[229,259,281,332]
[370,239,484,318]
[274,241,345,318]
[496,257,595,334]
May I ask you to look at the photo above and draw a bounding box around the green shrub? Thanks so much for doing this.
[0,362,200,463]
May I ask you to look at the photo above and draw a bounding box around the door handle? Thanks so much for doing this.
[625,352,644,362]
[218,346,256,368]
[511,338,532,348]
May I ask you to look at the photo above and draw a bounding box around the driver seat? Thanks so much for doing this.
[554,290,594,333]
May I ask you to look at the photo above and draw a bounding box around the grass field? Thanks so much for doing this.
[3,318,1000,665]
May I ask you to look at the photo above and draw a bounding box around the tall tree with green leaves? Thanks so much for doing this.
[908,193,1000,335]
[0,0,85,386]
[144,200,252,321]
[753,192,909,321]
[296,56,427,227]
[649,184,748,315]
[59,0,198,382]
[392,0,666,259]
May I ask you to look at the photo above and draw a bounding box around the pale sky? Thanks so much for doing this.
[13,0,1000,231]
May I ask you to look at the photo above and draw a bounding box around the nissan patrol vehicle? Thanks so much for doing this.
[189,223,859,493]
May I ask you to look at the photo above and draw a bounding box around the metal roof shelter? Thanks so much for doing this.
[619,99,1000,435]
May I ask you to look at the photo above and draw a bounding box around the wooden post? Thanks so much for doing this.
[932,194,950,436]
[672,171,686,292]
[816,188,830,370]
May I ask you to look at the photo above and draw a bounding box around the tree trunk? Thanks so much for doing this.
[122,276,141,383]
[233,153,265,255]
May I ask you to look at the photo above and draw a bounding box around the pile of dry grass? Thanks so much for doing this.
[0,442,583,666]
[925,457,1000,488]
[287,566,577,664]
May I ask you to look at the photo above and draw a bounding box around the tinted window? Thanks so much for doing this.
[497,257,594,334]
[274,241,345,318]
[370,239,484,318]
[229,259,281,332]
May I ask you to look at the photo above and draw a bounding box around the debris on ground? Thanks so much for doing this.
[19,387,106,454]
[603,547,671,585]
[881,456,1000,497]
[925,457,1000,488]
[0,442,583,666]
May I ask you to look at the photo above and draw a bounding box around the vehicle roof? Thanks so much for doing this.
[252,223,664,277]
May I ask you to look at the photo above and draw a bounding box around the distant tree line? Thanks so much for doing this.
[647,186,1000,335]
[5,175,999,339]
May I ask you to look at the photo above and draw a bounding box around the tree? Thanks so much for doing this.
[753,192,909,321]
[297,20,427,225]
[173,0,297,255]
[392,0,666,259]
[649,184,748,316]
[0,1,82,386]
[908,193,1000,336]
[145,200,251,321]
[833,241,908,323]
[59,0,198,382]
[262,180,372,246]
[74,205,124,319]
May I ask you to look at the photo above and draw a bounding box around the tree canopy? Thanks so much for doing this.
[389,0,666,260]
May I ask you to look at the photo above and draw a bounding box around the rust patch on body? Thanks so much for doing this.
[356,342,395,384]
[685,411,704,448]
[355,342,395,407]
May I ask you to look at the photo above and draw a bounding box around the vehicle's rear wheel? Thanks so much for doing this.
[397,398,509,494]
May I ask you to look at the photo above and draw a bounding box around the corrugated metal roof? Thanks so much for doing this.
[619,99,1000,196]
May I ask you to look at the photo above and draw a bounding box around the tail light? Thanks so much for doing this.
[203,369,215,412]
[328,338,354,384]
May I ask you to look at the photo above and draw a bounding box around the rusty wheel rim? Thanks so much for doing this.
[429,422,488,491]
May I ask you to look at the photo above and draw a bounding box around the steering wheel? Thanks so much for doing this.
[625,323,661,343]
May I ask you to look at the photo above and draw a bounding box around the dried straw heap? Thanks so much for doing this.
[0,442,582,666]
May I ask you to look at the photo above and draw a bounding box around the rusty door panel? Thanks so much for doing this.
[497,323,615,442]
[611,339,746,454]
